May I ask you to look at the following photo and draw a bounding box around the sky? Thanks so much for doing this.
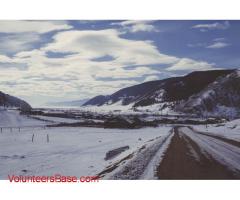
[0,20,239,106]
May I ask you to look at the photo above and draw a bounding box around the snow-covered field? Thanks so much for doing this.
[1,109,240,179]
[0,124,172,179]
[193,119,240,142]
[0,110,48,127]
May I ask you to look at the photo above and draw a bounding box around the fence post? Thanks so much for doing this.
[47,134,49,143]
[32,134,34,143]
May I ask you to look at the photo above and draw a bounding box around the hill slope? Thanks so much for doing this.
[176,70,240,118]
[83,69,240,118]
[84,69,234,107]
[0,91,31,111]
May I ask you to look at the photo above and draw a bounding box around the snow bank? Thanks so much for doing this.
[194,119,240,141]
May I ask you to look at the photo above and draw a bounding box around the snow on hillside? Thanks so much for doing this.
[83,70,240,118]
[135,102,177,115]
[82,100,135,114]
[0,126,172,179]
[178,70,240,118]
[82,100,179,115]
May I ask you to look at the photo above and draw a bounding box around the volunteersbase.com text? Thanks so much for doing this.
[8,174,100,183]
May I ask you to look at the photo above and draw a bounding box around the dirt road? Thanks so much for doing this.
[157,126,240,179]
[100,126,240,179]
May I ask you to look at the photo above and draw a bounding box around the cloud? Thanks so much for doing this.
[112,20,158,33]
[213,38,225,42]
[166,58,216,71]
[0,62,28,70]
[94,66,160,79]
[144,75,159,82]
[0,33,41,54]
[0,25,223,105]
[0,21,72,54]
[0,21,72,33]
[188,38,230,49]
[206,42,230,49]
[192,21,230,31]
[42,29,178,66]
[187,43,206,48]
[0,54,28,70]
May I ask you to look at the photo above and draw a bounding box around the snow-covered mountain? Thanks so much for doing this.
[176,70,240,118]
[83,69,240,118]
[0,91,31,111]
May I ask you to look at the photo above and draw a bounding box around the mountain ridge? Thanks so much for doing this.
[83,69,239,118]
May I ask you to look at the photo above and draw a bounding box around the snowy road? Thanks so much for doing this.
[103,126,240,179]
[157,126,240,179]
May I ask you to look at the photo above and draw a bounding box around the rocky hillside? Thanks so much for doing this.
[176,70,240,118]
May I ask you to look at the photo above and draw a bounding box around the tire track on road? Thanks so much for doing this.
[157,127,240,179]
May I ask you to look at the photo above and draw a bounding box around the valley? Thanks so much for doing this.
[1,69,240,180]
